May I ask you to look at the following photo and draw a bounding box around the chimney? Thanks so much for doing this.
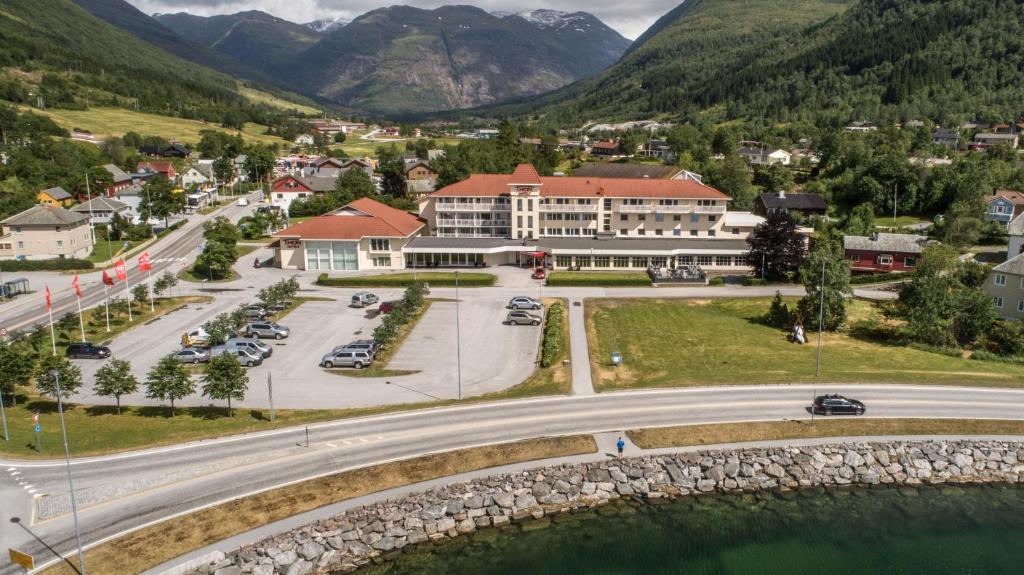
[870,232,879,241]
[778,189,785,199]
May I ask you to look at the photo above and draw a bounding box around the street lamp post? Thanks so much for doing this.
[815,258,825,379]
[51,369,87,574]
[10,517,82,575]
[455,271,462,401]
[0,385,8,442]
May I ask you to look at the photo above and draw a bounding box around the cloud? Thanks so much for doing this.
[126,0,681,39]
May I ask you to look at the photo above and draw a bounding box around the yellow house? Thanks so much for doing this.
[37,186,74,207]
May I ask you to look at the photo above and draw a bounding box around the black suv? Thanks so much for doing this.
[812,394,866,416]
[66,342,111,359]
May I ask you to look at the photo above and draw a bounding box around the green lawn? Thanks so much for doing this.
[87,239,144,264]
[546,271,652,287]
[586,298,1024,390]
[873,215,932,228]
[178,245,255,283]
[317,272,496,287]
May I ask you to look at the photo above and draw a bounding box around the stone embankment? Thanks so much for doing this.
[192,440,1024,575]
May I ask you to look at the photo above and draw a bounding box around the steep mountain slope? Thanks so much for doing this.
[279,5,631,115]
[155,11,323,73]
[501,10,631,71]
[487,0,1024,127]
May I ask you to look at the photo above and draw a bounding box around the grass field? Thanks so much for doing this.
[86,239,144,264]
[39,435,595,575]
[873,215,932,228]
[26,106,288,145]
[586,298,1024,390]
[335,136,461,158]
[237,85,320,115]
[629,419,1024,449]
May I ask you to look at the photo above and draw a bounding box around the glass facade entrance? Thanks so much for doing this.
[305,241,358,270]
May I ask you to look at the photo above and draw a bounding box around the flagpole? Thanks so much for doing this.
[103,282,110,332]
[147,267,154,312]
[47,304,56,356]
[124,271,133,322]
[76,292,85,342]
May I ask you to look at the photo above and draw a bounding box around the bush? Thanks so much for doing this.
[708,277,725,286]
[0,258,93,271]
[742,277,767,286]
[544,272,652,287]
[317,273,495,287]
[540,302,565,368]
[907,342,962,357]
[849,271,909,285]
[765,291,792,328]
[372,283,427,350]
[978,319,1024,356]
[971,350,1024,364]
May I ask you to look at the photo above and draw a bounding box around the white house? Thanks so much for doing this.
[295,134,315,145]
[70,197,131,225]
[182,164,215,187]
[1008,213,1024,259]
[737,146,792,166]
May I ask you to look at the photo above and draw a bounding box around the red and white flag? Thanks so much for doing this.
[114,258,127,281]
[72,274,82,298]
[138,251,151,272]
[102,269,115,286]
[44,285,52,309]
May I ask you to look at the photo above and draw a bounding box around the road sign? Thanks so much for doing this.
[31,413,38,424]
[8,548,34,569]
[33,424,41,433]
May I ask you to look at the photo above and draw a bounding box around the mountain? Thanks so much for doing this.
[500,10,631,69]
[304,16,349,33]
[155,11,323,73]
[486,0,1024,127]
[277,5,631,115]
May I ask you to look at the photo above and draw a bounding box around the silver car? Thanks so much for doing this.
[332,339,378,357]
[505,310,542,326]
[172,348,210,364]
[226,337,273,358]
[351,292,379,308]
[244,321,290,340]
[508,296,543,310]
[320,349,373,369]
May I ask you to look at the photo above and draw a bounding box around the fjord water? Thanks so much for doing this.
[364,486,1024,575]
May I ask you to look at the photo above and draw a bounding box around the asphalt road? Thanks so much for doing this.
[2,384,1023,574]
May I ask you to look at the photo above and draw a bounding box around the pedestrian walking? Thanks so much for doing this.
[616,436,625,458]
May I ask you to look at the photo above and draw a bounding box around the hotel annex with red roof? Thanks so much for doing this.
[272,164,763,273]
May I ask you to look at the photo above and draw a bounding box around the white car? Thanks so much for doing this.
[508,296,543,310]
[237,197,250,206]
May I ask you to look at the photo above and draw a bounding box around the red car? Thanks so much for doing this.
[379,301,396,314]
[532,267,547,280]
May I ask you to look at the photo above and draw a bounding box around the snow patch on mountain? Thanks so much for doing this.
[304,16,349,33]
[497,9,597,32]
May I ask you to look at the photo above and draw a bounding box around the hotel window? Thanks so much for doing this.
[632,257,648,268]
[994,296,1004,308]
[576,256,591,268]
[673,229,681,237]
[620,214,628,221]
[732,228,740,234]
[517,199,523,210]
[17,241,24,249]
[57,240,63,247]
[655,229,664,236]
[679,256,694,264]
[373,256,392,268]
[708,230,716,237]
[690,214,699,223]
[735,256,748,266]
[556,255,572,268]
[593,256,610,268]
[697,255,713,266]
[369,238,391,251]
[613,256,629,268]
[673,215,682,221]
[619,229,628,236]
[716,256,732,266]
[638,214,645,221]
[655,213,664,222]
[690,230,698,237]
[708,215,717,222]
[638,229,646,236]
[904,257,917,268]
[995,274,1007,286]
[652,257,667,267]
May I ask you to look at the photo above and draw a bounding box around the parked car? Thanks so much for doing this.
[320,349,373,369]
[244,321,290,340]
[237,197,249,206]
[172,348,210,364]
[243,305,267,319]
[812,394,866,416]
[333,339,378,357]
[532,267,546,280]
[269,300,292,312]
[351,292,379,308]
[508,296,543,310]
[209,346,263,367]
[183,327,212,348]
[66,342,111,359]
[379,301,398,314]
[505,311,542,326]
[226,337,272,358]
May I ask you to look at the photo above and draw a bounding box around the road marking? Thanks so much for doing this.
[22,484,33,490]
[324,442,337,448]
[358,438,368,443]
[342,440,352,445]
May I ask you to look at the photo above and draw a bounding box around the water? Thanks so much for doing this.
[361,485,1024,575]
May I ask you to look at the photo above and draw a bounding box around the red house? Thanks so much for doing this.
[270,174,337,212]
[137,161,177,181]
[101,164,133,198]
[590,139,619,156]
[843,233,931,273]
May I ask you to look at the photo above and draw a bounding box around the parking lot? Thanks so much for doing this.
[69,290,544,409]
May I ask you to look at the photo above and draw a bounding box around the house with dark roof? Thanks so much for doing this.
[301,157,373,179]
[37,187,73,207]
[986,191,1024,225]
[590,140,619,156]
[272,197,425,271]
[139,143,191,158]
[182,164,215,187]
[754,191,827,218]
[932,128,961,148]
[843,233,931,273]
[71,197,130,225]
[0,205,93,260]
[984,253,1024,320]
[270,174,340,212]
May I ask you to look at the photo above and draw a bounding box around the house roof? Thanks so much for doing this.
[40,186,72,200]
[189,164,214,179]
[592,140,618,150]
[509,163,542,185]
[102,164,131,183]
[429,165,729,200]
[273,197,424,240]
[758,192,827,211]
[572,163,681,180]
[71,197,129,213]
[1008,212,1024,236]
[722,211,765,227]
[273,175,337,193]
[843,233,930,254]
[403,160,434,174]
[2,205,88,226]
[138,161,174,173]
[933,128,959,139]
[990,190,1024,206]
[993,253,1024,276]
[975,133,1018,140]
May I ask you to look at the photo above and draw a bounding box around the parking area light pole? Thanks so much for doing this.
[815,258,825,378]
[0,387,8,442]
[455,270,462,401]
[10,517,82,575]
[52,369,87,574]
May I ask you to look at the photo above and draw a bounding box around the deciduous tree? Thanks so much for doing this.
[201,354,248,416]
[145,356,195,416]
[35,355,82,400]
[93,359,139,414]
[746,211,806,281]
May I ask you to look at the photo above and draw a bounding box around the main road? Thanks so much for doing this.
[2,384,1023,574]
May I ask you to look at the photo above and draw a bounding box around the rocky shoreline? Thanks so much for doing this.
[191,440,1024,575]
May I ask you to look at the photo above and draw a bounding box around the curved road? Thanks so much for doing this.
[2,384,1024,574]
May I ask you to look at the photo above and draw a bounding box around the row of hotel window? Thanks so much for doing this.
[0,239,81,250]
[992,296,1024,312]
[993,274,1024,288]
[553,255,747,268]
[434,198,720,208]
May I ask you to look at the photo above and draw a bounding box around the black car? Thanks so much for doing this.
[812,394,866,416]
[66,342,111,359]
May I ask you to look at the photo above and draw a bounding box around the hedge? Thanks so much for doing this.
[0,258,93,271]
[544,272,652,287]
[708,277,725,286]
[540,301,565,368]
[850,271,910,285]
[317,272,496,287]
[970,350,1024,365]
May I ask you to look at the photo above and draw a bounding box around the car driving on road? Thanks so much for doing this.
[812,394,866,416]
[508,296,543,310]
[505,310,542,326]
[66,342,111,359]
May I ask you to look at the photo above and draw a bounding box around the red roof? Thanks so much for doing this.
[274,197,424,240]
[138,161,174,173]
[993,190,1024,205]
[509,163,542,185]
[592,140,618,150]
[428,165,729,200]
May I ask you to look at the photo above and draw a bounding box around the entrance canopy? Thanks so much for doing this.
[523,251,547,258]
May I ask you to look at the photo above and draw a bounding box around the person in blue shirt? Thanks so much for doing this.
[616,436,625,458]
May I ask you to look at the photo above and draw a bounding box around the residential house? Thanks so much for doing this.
[845,121,878,132]
[1007,213,1024,258]
[639,139,675,161]
[101,164,133,197]
[0,205,94,260]
[37,187,74,207]
[302,157,373,179]
[984,254,1024,320]
[477,129,499,140]
[270,175,337,212]
[754,191,827,218]
[590,140,619,156]
[973,133,1019,150]
[273,197,425,271]
[138,143,190,158]
[295,134,316,146]
[181,164,215,187]
[406,179,436,198]
[932,128,961,148]
[137,161,177,181]
[404,160,437,184]
[70,197,130,225]
[233,155,249,182]
[572,163,703,183]
[843,233,929,273]
[737,146,792,166]
[113,183,147,224]
[986,191,1024,225]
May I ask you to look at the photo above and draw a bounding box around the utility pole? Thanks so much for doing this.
[52,369,87,574]
[267,372,275,422]
[893,183,898,226]
[455,270,462,400]
[0,383,8,442]
[815,258,826,378]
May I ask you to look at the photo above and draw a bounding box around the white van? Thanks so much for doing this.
[183,328,212,348]
[237,197,250,206]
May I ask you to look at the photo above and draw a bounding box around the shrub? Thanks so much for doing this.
[742,277,767,286]
[317,273,495,287]
[544,272,652,287]
[907,342,962,357]
[849,271,909,285]
[372,283,427,350]
[0,258,93,271]
[540,302,565,368]
[766,291,792,328]
[708,277,725,286]
[971,350,1024,364]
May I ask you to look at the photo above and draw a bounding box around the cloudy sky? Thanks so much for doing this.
[125,0,681,39]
